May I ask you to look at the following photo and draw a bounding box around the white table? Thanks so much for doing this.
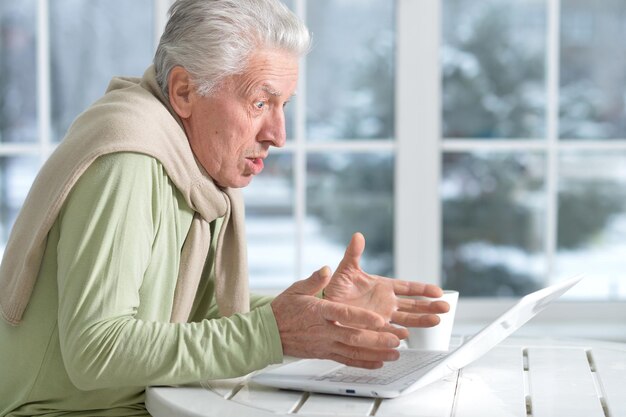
[146,337,626,417]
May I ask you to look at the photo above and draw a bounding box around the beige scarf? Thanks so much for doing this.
[0,66,249,325]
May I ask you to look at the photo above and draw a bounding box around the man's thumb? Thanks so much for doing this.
[289,266,332,296]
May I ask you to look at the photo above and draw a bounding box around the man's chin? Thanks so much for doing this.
[238,175,255,188]
[218,175,254,189]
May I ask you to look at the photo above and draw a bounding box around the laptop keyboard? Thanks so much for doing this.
[315,350,447,386]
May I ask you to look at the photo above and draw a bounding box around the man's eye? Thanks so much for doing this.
[254,101,266,109]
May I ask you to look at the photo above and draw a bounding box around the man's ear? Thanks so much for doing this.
[168,66,195,119]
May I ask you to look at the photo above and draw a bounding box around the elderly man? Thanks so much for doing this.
[0,0,447,415]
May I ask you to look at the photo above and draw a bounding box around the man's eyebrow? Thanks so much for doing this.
[259,84,297,101]
[261,84,282,97]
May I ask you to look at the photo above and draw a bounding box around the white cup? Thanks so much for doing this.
[406,290,459,351]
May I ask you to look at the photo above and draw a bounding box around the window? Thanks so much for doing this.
[244,0,396,287]
[0,0,158,252]
[439,0,626,300]
[1,1,624,321]
[440,0,548,297]
[0,1,39,244]
[400,0,626,323]
[49,0,155,142]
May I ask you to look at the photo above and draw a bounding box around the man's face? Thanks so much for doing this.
[182,49,299,188]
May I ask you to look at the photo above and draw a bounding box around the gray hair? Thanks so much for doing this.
[154,0,311,99]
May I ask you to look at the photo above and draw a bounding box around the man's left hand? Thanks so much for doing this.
[323,233,450,339]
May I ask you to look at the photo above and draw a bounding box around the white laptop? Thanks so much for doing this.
[252,276,582,398]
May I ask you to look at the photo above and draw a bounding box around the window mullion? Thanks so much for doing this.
[153,0,171,52]
[37,0,51,161]
[294,0,307,282]
[545,0,561,282]
[395,0,441,284]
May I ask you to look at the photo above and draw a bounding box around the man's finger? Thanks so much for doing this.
[396,298,450,314]
[325,353,384,370]
[389,279,444,298]
[320,300,386,329]
[331,342,400,363]
[285,266,332,296]
[390,311,441,328]
[336,232,366,270]
[380,323,409,339]
[329,324,400,350]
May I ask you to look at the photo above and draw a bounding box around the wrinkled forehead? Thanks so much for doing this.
[234,49,300,96]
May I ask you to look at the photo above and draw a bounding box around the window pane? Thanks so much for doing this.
[0,156,39,250]
[556,152,626,299]
[0,1,37,143]
[441,153,546,295]
[306,152,394,276]
[560,0,626,139]
[244,154,296,288]
[442,0,546,139]
[50,0,154,142]
[306,0,395,141]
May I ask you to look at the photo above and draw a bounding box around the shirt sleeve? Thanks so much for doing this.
[55,153,283,391]
[250,293,275,309]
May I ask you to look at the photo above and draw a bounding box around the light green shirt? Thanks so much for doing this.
[0,153,283,416]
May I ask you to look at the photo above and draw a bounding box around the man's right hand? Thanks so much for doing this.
[270,266,401,369]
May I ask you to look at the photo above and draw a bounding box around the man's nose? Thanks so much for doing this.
[258,107,286,147]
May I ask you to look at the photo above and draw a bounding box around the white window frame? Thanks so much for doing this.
[397,0,626,341]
